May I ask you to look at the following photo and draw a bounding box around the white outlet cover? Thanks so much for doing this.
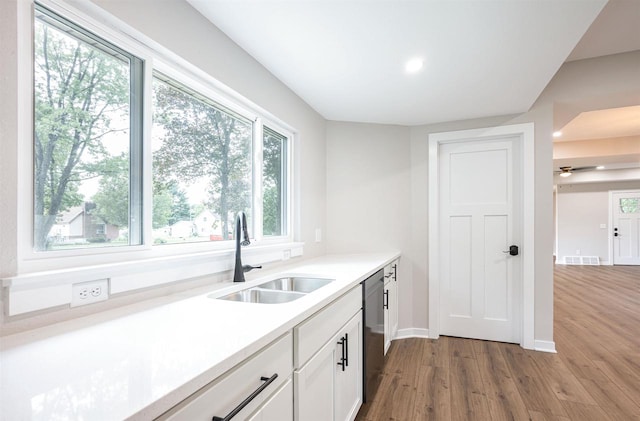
[71,279,109,307]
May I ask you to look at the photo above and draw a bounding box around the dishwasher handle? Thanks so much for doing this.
[212,373,278,421]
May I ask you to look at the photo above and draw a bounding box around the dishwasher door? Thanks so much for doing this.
[362,269,384,403]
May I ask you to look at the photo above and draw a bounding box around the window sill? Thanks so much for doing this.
[2,242,304,316]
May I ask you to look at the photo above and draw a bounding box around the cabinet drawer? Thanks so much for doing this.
[294,286,361,368]
[247,378,293,421]
[158,332,292,421]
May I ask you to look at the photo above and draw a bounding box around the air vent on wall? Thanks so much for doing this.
[564,256,600,265]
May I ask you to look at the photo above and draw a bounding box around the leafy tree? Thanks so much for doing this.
[92,155,129,228]
[152,190,173,229]
[153,180,192,226]
[153,80,252,240]
[263,132,285,236]
[33,19,129,250]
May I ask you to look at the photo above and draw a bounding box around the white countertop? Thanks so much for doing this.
[0,252,399,420]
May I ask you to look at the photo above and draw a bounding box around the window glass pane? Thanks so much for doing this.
[263,127,287,237]
[620,198,639,214]
[34,7,138,251]
[152,76,253,245]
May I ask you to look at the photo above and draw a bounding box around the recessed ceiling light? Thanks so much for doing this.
[405,58,424,73]
[559,172,571,178]
[596,165,605,170]
[553,131,562,138]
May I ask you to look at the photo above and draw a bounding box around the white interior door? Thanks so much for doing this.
[438,136,521,344]
[612,191,640,265]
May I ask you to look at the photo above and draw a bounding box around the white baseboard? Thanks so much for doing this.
[534,340,557,353]
[393,329,557,354]
[395,328,430,339]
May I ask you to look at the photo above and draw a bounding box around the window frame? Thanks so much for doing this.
[260,123,293,241]
[32,3,146,252]
[17,0,297,274]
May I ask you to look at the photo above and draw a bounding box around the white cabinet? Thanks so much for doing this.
[384,261,398,355]
[294,286,363,421]
[295,311,362,421]
[295,331,337,421]
[334,312,363,421]
[157,333,293,421]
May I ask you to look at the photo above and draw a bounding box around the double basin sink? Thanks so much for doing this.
[214,277,335,304]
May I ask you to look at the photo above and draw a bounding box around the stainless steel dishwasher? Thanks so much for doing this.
[361,269,384,403]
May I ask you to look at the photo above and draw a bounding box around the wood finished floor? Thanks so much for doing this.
[356,264,640,420]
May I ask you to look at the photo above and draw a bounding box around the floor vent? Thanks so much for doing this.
[564,256,600,265]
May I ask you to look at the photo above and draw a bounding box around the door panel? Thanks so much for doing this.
[449,148,508,204]
[484,215,509,321]
[449,215,472,317]
[439,137,521,344]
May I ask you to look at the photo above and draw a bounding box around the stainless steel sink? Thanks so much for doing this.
[217,288,306,304]
[257,277,335,293]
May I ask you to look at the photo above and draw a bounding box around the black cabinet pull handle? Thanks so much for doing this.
[211,373,278,421]
[337,336,346,371]
[392,264,397,281]
[384,290,389,309]
[344,333,349,367]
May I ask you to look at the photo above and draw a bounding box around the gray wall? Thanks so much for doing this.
[557,181,640,264]
[325,122,412,328]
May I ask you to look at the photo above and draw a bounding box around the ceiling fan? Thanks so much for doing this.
[555,165,597,177]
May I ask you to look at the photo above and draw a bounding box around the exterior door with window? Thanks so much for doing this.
[438,136,522,344]
[612,191,640,265]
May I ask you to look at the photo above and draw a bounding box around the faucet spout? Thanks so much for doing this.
[233,211,259,282]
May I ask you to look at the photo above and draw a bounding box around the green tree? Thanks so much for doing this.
[152,190,173,229]
[151,179,191,228]
[263,130,285,236]
[33,17,129,250]
[153,80,252,240]
[92,154,129,228]
[167,182,191,226]
[93,155,175,230]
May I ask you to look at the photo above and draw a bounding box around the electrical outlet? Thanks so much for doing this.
[71,279,109,307]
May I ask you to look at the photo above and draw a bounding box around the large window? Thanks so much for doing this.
[151,75,253,244]
[33,5,143,252]
[31,4,291,260]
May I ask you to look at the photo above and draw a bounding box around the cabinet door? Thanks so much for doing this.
[384,262,398,355]
[248,378,293,421]
[383,264,392,354]
[294,339,336,421]
[335,311,363,421]
[389,264,399,341]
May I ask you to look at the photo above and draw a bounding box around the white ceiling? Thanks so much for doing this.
[187,0,608,126]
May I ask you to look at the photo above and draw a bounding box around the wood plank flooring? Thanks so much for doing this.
[356,264,640,420]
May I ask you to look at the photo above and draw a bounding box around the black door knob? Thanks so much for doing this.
[502,245,519,256]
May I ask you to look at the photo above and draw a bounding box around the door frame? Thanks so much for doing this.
[428,123,535,350]
[608,189,640,265]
